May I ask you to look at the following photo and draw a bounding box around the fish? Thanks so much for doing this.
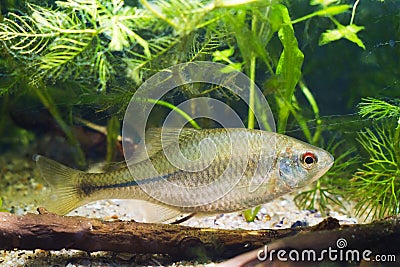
[34,128,334,223]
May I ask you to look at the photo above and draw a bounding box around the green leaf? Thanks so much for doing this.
[225,10,270,66]
[228,62,243,71]
[273,4,304,133]
[319,23,365,49]
[243,206,261,222]
[212,47,235,62]
[291,5,351,24]
[220,63,242,73]
[212,47,243,72]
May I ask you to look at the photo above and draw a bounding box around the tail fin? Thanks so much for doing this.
[34,155,84,215]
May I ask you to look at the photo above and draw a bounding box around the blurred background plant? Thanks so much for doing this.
[0,198,9,212]
[0,0,399,221]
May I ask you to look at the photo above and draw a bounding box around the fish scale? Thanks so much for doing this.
[34,128,334,222]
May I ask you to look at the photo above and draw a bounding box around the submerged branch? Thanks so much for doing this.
[1,208,400,265]
[0,208,336,260]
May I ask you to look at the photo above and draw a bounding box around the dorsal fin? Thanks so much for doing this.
[128,128,198,164]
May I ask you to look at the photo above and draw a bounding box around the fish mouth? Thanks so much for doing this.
[325,152,335,170]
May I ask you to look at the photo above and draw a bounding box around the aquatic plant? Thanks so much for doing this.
[280,0,368,216]
[0,0,364,110]
[229,1,364,221]
[349,97,400,220]
[0,0,258,166]
[0,0,258,91]
[0,198,8,212]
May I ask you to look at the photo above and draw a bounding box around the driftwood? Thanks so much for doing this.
[0,208,338,260]
[1,208,400,265]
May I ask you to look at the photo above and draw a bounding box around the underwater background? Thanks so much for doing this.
[1,0,400,266]
[0,0,399,235]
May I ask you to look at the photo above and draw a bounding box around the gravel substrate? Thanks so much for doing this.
[0,153,358,266]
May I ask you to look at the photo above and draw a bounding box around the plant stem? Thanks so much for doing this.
[34,86,86,168]
[247,13,257,130]
[299,80,322,145]
[350,0,361,25]
[247,57,256,129]
[0,93,8,137]
[106,116,120,165]
[290,5,351,25]
[289,97,312,143]
[140,0,179,29]
[243,11,260,222]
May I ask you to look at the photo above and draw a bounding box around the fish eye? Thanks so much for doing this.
[301,152,318,169]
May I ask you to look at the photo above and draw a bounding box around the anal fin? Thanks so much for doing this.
[124,200,189,223]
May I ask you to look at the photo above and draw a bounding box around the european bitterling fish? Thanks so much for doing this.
[35,128,333,222]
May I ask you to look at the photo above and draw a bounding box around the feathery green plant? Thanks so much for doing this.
[350,97,400,220]
[0,1,157,90]
[0,0,264,91]
[0,0,257,166]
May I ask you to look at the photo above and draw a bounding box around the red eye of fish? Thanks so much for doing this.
[301,152,318,168]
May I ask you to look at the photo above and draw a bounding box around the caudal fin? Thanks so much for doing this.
[34,155,84,215]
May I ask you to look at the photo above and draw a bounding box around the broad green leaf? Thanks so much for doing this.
[225,10,269,66]
[268,4,285,33]
[319,23,365,49]
[272,5,304,133]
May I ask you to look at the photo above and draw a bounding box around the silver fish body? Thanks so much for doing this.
[35,128,334,222]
